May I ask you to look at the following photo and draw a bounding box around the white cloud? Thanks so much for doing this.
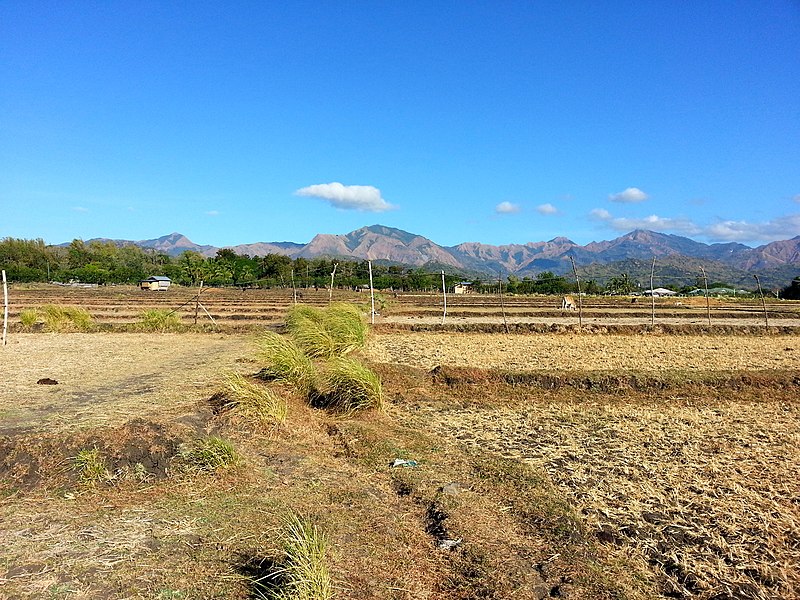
[206,210,220,216]
[793,194,800,204]
[590,208,611,220]
[536,203,558,215]
[590,208,800,242]
[495,201,521,214]
[295,182,395,212]
[71,206,89,213]
[704,214,800,242]
[609,187,649,203]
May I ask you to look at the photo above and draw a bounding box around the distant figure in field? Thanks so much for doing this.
[561,295,577,310]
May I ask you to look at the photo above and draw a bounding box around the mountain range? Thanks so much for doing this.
[88,225,800,287]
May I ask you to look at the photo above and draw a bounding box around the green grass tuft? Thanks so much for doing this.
[180,436,240,473]
[19,308,39,328]
[257,513,333,600]
[136,309,185,332]
[72,447,112,484]
[223,372,288,426]
[41,304,93,332]
[255,332,317,395]
[318,356,383,412]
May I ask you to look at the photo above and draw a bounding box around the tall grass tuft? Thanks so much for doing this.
[255,332,316,395]
[180,436,240,473]
[136,309,185,332]
[41,304,93,332]
[257,513,333,600]
[318,356,383,412]
[223,372,288,426]
[287,303,367,358]
[19,308,39,328]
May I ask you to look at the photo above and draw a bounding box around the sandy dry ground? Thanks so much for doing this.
[379,314,800,327]
[0,333,251,436]
[364,332,800,372]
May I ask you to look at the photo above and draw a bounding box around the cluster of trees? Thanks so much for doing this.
[2,237,797,297]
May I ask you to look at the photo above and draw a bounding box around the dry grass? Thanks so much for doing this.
[40,304,94,332]
[287,303,367,358]
[255,331,317,395]
[317,357,383,413]
[222,372,288,426]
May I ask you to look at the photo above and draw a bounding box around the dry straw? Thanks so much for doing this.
[223,372,288,426]
[318,356,383,412]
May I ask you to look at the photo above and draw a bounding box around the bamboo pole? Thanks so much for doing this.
[650,257,656,326]
[499,272,510,334]
[570,256,583,329]
[441,270,447,325]
[2,270,8,346]
[700,266,711,326]
[291,269,297,305]
[754,274,769,329]
[329,263,337,304]
[368,260,375,325]
[194,280,204,325]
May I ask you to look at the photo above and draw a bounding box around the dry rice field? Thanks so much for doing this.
[1,287,799,599]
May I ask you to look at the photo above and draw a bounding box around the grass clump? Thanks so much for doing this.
[257,513,333,600]
[41,304,93,332]
[136,309,185,332]
[255,332,316,395]
[318,356,383,412]
[19,308,39,328]
[287,303,367,358]
[73,447,112,484]
[223,372,288,426]
[180,436,240,473]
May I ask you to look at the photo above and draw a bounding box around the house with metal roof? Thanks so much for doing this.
[140,276,172,291]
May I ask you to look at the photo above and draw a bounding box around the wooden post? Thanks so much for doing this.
[329,263,337,304]
[700,266,711,326]
[754,274,769,329]
[570,256,583,329]
[194,280,204,325]
[650,257,656,326]
[368,260,375,324]
[499,272,510,334]
[2,270,8,346]
[291,269,297,305]
[441,270,447,325]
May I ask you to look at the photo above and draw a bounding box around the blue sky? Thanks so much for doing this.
[1,1,798,248]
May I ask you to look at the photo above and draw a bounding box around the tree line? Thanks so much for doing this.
[2,237,798,297]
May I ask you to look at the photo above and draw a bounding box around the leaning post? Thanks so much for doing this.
[2,269,8,346]
[570,256,583,330]
[754,274,770,330]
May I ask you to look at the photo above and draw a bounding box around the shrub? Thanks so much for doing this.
[223,372,287,426]
[287,303,367,358]
[73,447,112,484]
[136,309,184,332]
[255,332,316,395]
[19,308,39,328]
[41,304,93,332]
[180,436,239,473]
[257,513,333,600]
[318,356,383,412]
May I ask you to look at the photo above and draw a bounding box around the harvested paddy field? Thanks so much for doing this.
[2,299,799,598]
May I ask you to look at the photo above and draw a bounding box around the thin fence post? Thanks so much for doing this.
[329,263,337,304]
[499,272,510,334]
[194,280,204,325]
[2,270,8,346]
[441,270,447,325]
[700,266,711,326]
[291,269,297,305]
[754,274,769,330]
[650,257,656,326]
[368,260,375,325]
[570,256,583,329]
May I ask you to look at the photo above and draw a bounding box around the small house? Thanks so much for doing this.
[644,287,677,297]
[454,281,474,295]
[140,276,171,291]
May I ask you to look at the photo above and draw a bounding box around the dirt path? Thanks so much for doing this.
[1,334,251,436]
[364,332,800,372]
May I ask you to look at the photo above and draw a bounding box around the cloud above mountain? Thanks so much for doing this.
[295,182,395,212]
[609,187,649,203]
[495,201,521,214]
[591,208,800,242]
